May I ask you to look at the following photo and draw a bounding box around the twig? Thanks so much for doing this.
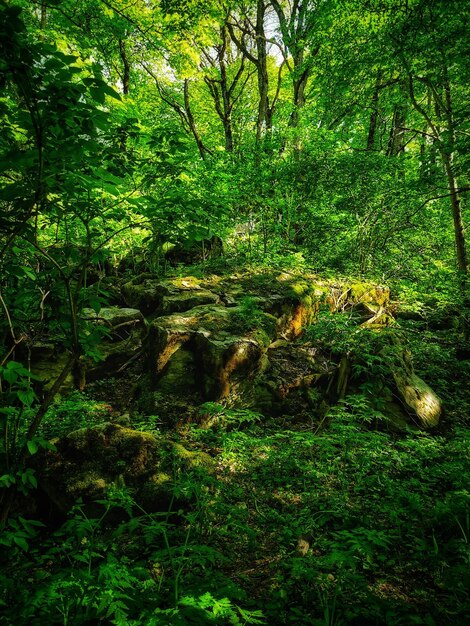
[0,289,16,343]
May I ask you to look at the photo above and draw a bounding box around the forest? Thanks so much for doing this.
[0,0,469,623]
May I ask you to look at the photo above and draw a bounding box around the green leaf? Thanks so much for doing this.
[20,266,36,280]
[100,82,122,101]
[13,536,29,551]
[17,389,35,407]
[27,440,39,455]
[0,474,16,488]
[2,368,18,384]
[88,296,102,314]
[90,87,105,104]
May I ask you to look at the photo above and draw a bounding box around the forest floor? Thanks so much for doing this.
[1,265,469,626]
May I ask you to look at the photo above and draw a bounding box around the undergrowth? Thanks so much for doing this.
[1,322,469,625]
[2,403,469,624]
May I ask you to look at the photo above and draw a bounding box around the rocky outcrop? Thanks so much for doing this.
[122,275,220,315]
[80,306,147,381]
[140,271,397,419]
[30,269,442,431]
[33,423,215,514]
[119,269,443,430]
[148,304,275,406]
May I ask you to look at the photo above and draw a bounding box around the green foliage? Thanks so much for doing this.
[39,392,114,439]
[0,490,266,625]
[304,309,365,355]
[198,402,263,429]
[231,297,275,343]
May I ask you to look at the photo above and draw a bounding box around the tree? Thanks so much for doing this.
[270,0,322,128]
[201,21,254,152]
[227,0,284,142]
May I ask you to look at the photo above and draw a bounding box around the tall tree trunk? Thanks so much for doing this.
[406,73,468,297]
[289,62,309,154]
[255,0,269,142]
[219,27,234,152]
[119,39,130,95]
[223,114,234,152]
[366,72,382,150]
[386,104,406,156]
[290,72,307,128]
[184,79,208,160]
[443,152,468,292]
[118,39,130,151]
[40,1,47,30]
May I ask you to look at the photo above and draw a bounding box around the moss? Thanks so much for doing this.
[289,281,310,296]
[35,424,174,513]
[68,471,108,497]
[250,328,272,348]
[132,471,174,512]
[172,442,216,473]
[350,282,390,307]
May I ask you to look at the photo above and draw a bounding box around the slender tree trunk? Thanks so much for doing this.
[223,115,234,152]
[119,39,130,95]
[386,105,406,156]
[184,79,208,160]
[40,1,47,30]
[219,29,234,152]
[367,72,382,150]
[442,152,468,289]
[255,0,269,142]
[118,39,130,151]
[290,74,307,128]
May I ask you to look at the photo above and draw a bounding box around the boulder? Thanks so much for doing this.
[393,368,441,429]
[82,306,144,328]
[34,423,171,513]
[33,423,216,514]
[197,271,327,339]
[29,344,75,394]
[382,344,442,429]
[122,275,220,315]
[148,303,276,409]
[81,307,147,381]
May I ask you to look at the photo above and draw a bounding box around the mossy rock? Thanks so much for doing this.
[148,304,274,404]
[34,423,173,514]
[393,371,441,429]
[171,442,216,473]
[349,282,390,307]
[249,341,331,416]
[29,345,75,394]
[82,306,145,328]
[122,275,220,315]
[81,307,147,382]
[378,342,442,429]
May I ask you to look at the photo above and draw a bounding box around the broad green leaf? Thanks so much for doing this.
[26,440,39,455]
[13,536,29,551]
[17,389,35,407]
